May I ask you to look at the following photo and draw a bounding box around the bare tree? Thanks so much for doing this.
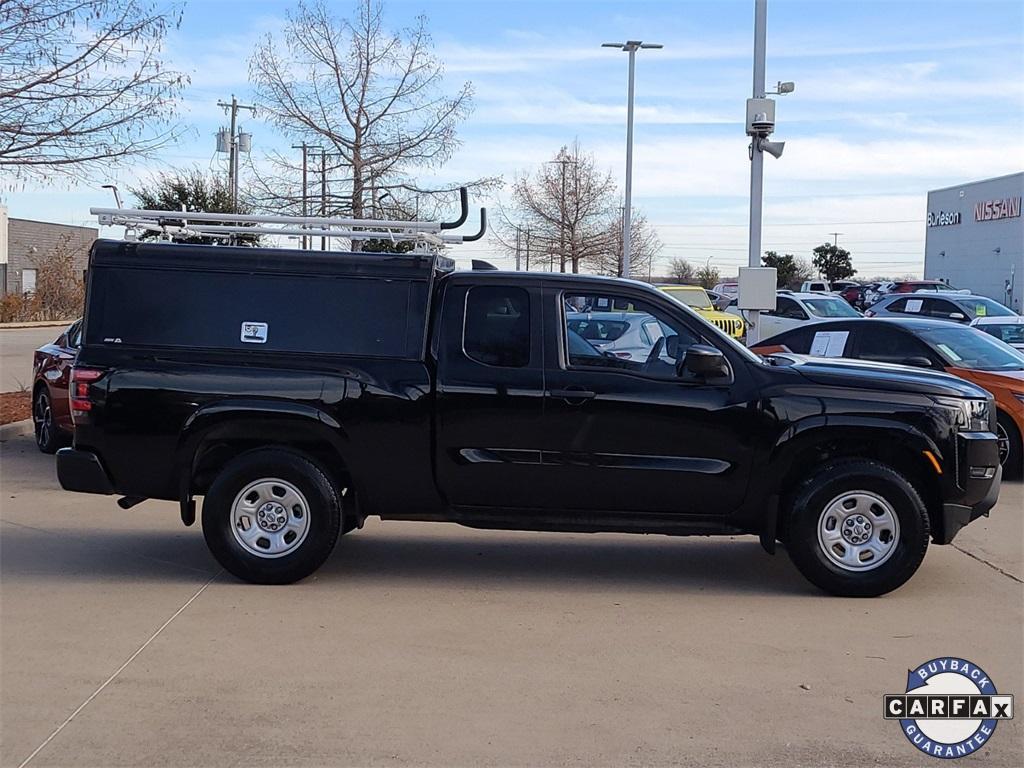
[696,261,720,289]
[594,207,662,280]
[0,0,188,183]
[495,142,617,273]
[248,0,491,221]
[666,257,695,283]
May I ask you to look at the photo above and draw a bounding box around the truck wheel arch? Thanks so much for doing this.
[176,401,356,503]
[767,422,944,545]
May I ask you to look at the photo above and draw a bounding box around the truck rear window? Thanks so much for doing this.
[463,286,530,367]
[85,266,427,358]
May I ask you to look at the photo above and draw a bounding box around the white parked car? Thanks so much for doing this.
[565,311,664,361]
[971,315,1024,351]
[712,281,739,300]
[799,280,830,294]
[729,291,861,339]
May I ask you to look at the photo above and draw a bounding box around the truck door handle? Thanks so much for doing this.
[548,388,596,404]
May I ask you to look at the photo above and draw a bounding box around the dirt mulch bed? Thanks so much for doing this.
[1,391,32,425]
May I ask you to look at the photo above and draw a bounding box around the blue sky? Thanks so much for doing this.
[4,0,1023,276]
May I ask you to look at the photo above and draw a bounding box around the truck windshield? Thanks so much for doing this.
[921,326,1024,371]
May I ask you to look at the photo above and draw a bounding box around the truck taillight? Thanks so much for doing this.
[70,367,104,423]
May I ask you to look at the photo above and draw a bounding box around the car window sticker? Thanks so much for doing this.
[975,304,987,317]
[905,299,923,313]
[809,331,849,357]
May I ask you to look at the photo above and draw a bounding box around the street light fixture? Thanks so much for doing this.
[602,40,662,278]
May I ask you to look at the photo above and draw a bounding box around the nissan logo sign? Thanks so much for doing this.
[975,197,1022,222]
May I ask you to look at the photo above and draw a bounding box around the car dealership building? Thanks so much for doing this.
[924,172,1023,313]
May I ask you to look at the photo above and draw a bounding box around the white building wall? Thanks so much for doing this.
[924,172,1024,312]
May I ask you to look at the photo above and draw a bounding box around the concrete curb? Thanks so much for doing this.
[0,419,33,442]
[0,319,75,330]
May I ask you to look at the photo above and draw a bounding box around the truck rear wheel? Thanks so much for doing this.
[784,459,929,597]
[202,449,342,584]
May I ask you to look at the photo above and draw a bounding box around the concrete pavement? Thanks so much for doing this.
[0,326,68,392]
[1,433,1021,767]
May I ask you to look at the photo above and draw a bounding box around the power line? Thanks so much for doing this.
[652,219,921,227]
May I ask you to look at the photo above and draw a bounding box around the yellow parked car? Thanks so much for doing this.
[658,284,745,339]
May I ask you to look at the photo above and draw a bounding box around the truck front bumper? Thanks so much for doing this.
[56,448,114,495]
[934,431,1002,545]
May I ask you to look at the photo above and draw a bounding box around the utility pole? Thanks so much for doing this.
[515,226,522,271]
[216,95,256,212]
[547,157,575,273]
[525,228,531,271]
[829,232,843,248]
[619,205,625,277]
[291,143,313,249]
[321,149,329,251]
[602,40,663,279]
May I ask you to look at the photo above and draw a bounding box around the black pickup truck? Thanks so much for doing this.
[57,239,1002,595]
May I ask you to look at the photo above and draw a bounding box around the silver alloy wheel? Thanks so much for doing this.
[995,422,1009,466]
[816,491,901,572]
[230,478,310,558]
[34,391,52,447]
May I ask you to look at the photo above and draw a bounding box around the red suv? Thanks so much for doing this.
[889,280,950,293]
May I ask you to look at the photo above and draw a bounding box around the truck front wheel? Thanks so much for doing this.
[202,449,342,584]
[784,459,929,597]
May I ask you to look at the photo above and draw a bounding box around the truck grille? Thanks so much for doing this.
[710,316,744,338]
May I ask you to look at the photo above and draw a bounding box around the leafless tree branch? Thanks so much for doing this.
[0,0,189,184]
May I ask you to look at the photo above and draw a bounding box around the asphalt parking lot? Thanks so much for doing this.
[1,432,1021,767]
[0,326,65,392]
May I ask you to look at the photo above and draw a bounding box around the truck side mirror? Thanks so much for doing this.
[682,344,729,379]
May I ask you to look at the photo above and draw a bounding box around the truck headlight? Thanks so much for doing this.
[934,397,991,432]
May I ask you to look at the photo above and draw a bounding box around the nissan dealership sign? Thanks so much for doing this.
[927,210,961,227]
[974,196,1021,222]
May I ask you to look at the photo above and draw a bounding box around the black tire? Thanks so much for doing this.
[202,449,342,584]
[784,459,929,597]
[996,410,1022,480]
[33,387,60,454]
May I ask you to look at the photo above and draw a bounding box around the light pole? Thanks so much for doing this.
[603,40,662,278]
[744,0,792,343]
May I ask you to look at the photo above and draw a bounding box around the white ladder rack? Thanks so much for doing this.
[90,188,486,252]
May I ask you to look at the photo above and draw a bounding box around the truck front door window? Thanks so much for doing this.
[562,292,699,378]
[463,286,531,367]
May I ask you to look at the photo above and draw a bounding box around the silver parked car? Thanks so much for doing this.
[971,315,1024,351]
[865,292,1016,324]
[565,311,665,361]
